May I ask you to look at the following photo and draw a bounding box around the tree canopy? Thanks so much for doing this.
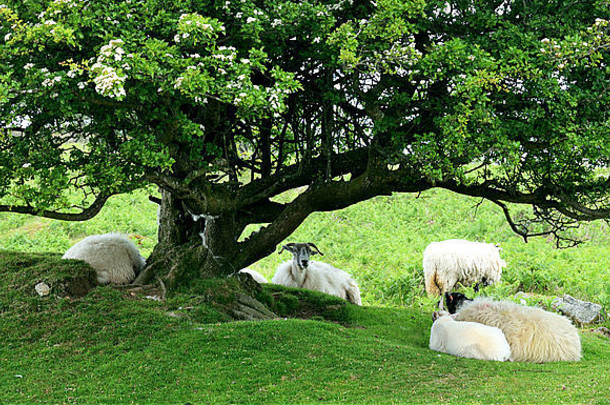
[1,0,609,281]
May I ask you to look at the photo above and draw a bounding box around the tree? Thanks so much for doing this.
[1,0,609,287]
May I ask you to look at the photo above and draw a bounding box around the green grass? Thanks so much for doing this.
[1,188,610,404]
[249,188,610,308]
[1,266,608,404]
[2,187,609,307]
[1,254,609,405]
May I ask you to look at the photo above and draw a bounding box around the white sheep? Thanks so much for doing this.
[238,268,269,284]
[423,239,506,301]
[271,243,362,305]
[453,298,582,363]
[62,233,146,285]
[429,311,511,361]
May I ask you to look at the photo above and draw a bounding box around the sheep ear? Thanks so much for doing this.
[307,243,324,256]
[279,243,295,254]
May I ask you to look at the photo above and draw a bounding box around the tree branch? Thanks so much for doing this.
[237,148,371,207]
[238,200,286,225]
[236,163,433,265]
[0,193,112,221]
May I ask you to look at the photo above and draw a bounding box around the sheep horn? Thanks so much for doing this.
[307,243,324,256]
[279,243,295,254]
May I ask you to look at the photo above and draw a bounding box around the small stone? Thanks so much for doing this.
[34,282,51,297]
[552,295,605,325]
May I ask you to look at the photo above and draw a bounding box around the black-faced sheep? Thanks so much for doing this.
[429,311,511,361]
[448,294,581,363]
[62,233,146,285]
[423,239,506,304]
[445,292,473,314]
[271,242,362,305]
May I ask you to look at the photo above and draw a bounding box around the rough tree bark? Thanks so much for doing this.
[135,189,246,287]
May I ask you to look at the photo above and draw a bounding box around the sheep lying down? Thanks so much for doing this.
[62,233,146,285]
[452,297,582,363]
[272,242,362,305]
[429,311,512,362]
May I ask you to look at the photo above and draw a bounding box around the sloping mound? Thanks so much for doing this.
[256,283,354,324]
[0,250,97,300]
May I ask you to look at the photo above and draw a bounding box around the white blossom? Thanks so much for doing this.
[114,47,125,61]
[174,76,184,89]
[24,63,34,70]
[92,64,126,99]
[97,39,127,64]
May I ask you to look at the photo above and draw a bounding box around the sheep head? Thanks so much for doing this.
[279,242,324,270]
[445,292,473,314]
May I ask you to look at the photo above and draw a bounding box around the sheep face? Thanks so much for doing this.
[445,292,473,314]
[279,242,324,270]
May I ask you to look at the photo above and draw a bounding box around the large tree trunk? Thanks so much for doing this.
[135,190,245,288]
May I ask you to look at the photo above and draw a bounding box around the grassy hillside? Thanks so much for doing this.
[1,188,609,404]
[1,252,609,404]
[1,187,609,307]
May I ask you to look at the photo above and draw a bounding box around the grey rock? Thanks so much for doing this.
[552,295,605,325]
[34,282,51,297]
